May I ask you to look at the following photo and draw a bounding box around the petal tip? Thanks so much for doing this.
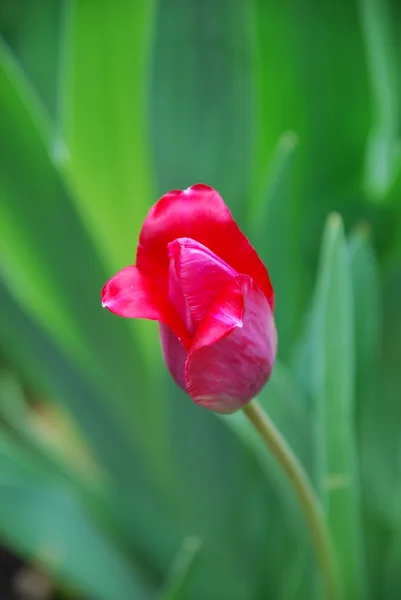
[167,238,181,258]
[187,183,214,194]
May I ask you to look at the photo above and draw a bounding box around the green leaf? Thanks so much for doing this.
[250,132,300,360]
[0,434,152,600]
[58,0,156,274]
[357,263,401,591]
[0,370,104,498]
[357,0,401,199]
[151,0,255,218]
[0,282,176,574]
[158,536,202,600]
[221,362,313,600]
[253,0,370,351]
[304,214,367,598]
[0,0,61,117]
[0,39,167,455]
[384,516,401,600]
[348,226,382,416]
[251,132,298,222]
[0,39,84,365]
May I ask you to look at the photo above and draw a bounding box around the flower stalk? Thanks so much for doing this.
[242,400,341,600]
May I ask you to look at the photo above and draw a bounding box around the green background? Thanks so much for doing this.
[0,0,400,598]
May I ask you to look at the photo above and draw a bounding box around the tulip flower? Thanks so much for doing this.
[101,184,277,413]
[102,186,340,600]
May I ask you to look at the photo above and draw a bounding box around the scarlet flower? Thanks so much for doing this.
[101,184,277,413]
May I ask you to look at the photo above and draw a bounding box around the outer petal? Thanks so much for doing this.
[168,237,237,323]
[159,323,188,392]
[185,275,277,414]
[101,265,191,348]
[136,184,274,308]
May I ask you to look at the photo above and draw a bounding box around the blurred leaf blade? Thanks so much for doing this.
[151,0,255,218]
[0,40,92,371]
[158,536,202,600]
[250,131,300,360]
[0,38,168,457]
[358,0,401,199]
[0,0,61,116]
[302,215,367,598]
[357,263,401,597]
[348,226,382,417]
[251,131,298,223]
[221,361,313,599]
[384,516,401,599]
[0,435,153,600]
[0,36,181,564]
[0,281,178,580]
[0,369,104,497]
[58,0,156,273]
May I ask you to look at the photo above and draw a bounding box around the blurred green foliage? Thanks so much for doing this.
[0,0,400,599]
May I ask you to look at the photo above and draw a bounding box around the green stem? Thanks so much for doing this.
[243,400,341,600]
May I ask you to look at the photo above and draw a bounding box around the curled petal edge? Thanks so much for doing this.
[136,184,274,308]
[185,275,277,414]
[101,265,191,348]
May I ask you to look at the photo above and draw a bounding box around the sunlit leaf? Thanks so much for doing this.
[58,0,156,274]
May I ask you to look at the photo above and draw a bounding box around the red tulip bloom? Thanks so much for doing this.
[101,184,277,413]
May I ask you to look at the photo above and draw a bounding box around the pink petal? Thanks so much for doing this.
[185,275,277,414]
[101,265,191,348]
[136,184,274,308]
[159,323,188,392]
[168,237,237,323]
[167,254,194,335]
